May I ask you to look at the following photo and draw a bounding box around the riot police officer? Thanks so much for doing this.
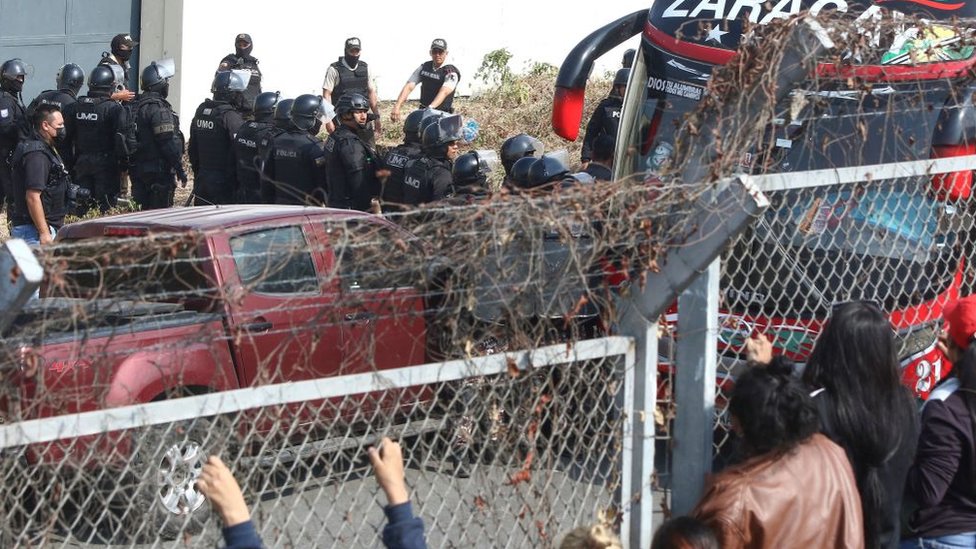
[500,133,542,178]
[62,65,135,212]
[402,114,464,206]
[581,68,627,165]
[381,108,426,210]
[256,97,294,187]
[188,70,248,205]
[452,150,491,202]
[507,156,536,191]
[234,91,278,203]
[8,104,70,246]
[217,34,262,111]
[131,59,187,210]
[28,63,84,115]
[324,93,385,211]
[261,94,328,205]
[0,58,29,215]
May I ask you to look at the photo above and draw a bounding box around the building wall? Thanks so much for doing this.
[139,0,649,135]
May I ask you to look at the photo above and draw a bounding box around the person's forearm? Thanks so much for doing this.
[394,84,414,110]
[322,90,332,103]
[427,87,453,110]
[26,192,49,234]
[369,89,380,116]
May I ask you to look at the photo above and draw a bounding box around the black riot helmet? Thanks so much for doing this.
[274,98,295,129]
[290,93,327,132]
[614,68,630,89]
[213,69,250,106]
[88,65,118,94]
[422,114,464,158]
[622,48,636,69]
[509,156,536,189]
[453,151,484,185]
[500,133,542,175]
[1,59,27,93]
[57,63,85,95]
[334,92,369,117]
[253,91,279,120]
[141,58,175,97]
[526,154,570,189]
[403,109,427,144]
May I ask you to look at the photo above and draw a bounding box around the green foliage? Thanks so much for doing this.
[475,48,516,87]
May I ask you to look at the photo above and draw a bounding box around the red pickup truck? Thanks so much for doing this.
[2,205,435,538]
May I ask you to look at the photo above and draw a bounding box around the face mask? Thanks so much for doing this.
[236,44,253,58]
[54,126,66,142]
[114,49,132,62]
[310,119,323,135]
[344,54,360,67]
[5,79,23,93]
[157,82,170,99]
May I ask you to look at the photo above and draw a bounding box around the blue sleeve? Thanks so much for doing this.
[382,501,427,549]
[222,520,265,549]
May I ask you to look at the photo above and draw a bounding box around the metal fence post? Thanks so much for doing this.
[671,260,720,515]
[619,304,658,549]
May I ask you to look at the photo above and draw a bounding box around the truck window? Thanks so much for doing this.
[231,226,318,294]
[50,234,216,303]
[327,221,420,291]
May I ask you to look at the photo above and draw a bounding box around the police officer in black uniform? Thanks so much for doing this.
[234,91,278,203]
[131,59,187,210]
[381,109,427,210]
[325,93,385,211]
[62,65,135,212]
[0,59,29,216]
[391,39,461,121]
[452,150,491,202]
[28,63,84,115]
[256,97,294,187]
[217,34,262,111]
[99,34,138,102]
[581,68,628,166]
[261,94,327,205]
[402,114,464,206]
[8,104,69,246]
[188,70,248,205]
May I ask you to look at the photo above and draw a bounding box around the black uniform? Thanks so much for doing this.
[131,91,186,209]
[419,61,460,113]
[62,94,134,211]
[402,156,454,206]
[233,119,274,203]
[0,89,28,213]
[27,89,77,115]
[219,54,262,111]
[581,96,622,163]
[382,141,422,208]
[261,129,327,205]
[98,55,131,90]
[324,124,382,211]
[188,99,244,205]
[330,58,370,98]
[8,135,70,230]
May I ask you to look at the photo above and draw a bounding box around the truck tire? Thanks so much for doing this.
[127,415,234,541]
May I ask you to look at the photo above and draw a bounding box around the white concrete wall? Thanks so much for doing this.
[153,0,649,134]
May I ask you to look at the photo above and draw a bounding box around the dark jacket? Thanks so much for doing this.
[904,377,976,539]
[324,123,381,211]
[222,520,264,549]
[581,95,621,162]
[382,502,427,549]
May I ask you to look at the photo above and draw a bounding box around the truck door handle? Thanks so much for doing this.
[242,321,273,333]
[344,312,377,323]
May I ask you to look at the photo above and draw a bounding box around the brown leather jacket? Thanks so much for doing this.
[692,433,864,549]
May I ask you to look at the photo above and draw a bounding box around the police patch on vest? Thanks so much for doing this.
[1,109,8,118]
[203,108,213,116]
[387,153,409,169]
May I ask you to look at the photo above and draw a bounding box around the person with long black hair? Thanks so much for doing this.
[901,295,976,547]
[747,301,919,549]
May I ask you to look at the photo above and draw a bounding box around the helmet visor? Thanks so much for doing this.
[473,149,501,174]
[227,69,251,92]
[152,58,176,80]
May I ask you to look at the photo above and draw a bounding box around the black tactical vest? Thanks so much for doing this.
[0,90,28,153]
[223,55,263,108]
[382,142,422,205]
[11,138,70,226]
[402,156,453,206]
[71,96,120,155]
[269,130,325,205]
[192,100,236,171]
[133,95,182,165]
[331,58,369,98]
[419,61,460,113]
[28,89,76,115]
[234,120,273,192]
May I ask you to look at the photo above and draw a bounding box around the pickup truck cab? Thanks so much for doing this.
[3,205,432,538]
